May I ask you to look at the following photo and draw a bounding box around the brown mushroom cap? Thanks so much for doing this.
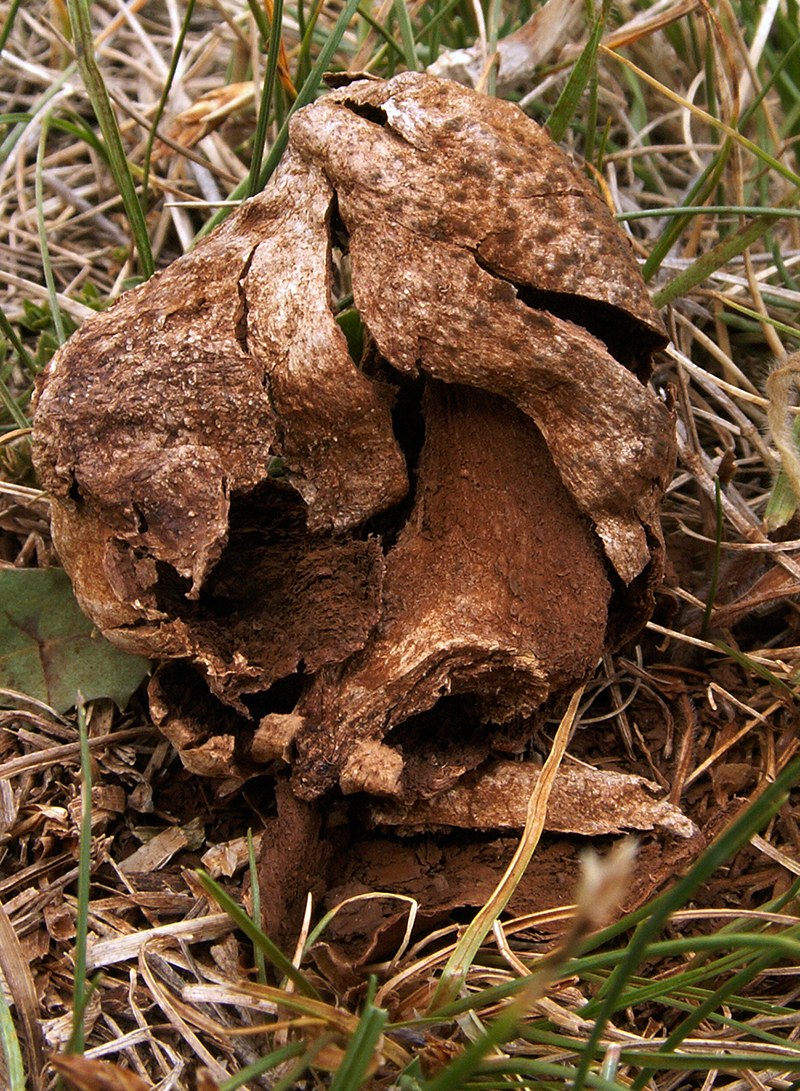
[33,72,674,799]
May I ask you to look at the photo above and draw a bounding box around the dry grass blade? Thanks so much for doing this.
[428,686,585,1013]
[0,900,44,1088]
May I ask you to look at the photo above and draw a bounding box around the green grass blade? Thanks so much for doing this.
[422,987,534,1091]
[0,0,22,53]
[257,0,364,175]
[712,639,797,699]
[35,117,66,348]
[328,980,388,1091]
[194,869,321,999]
[570,750,800,1091]
[0,983,25,1091]
[651,194,800,309]
[641,145,730,283]
[0,69,76,172]
[197,0,363,241]
[353,4,404,60]
[393,0,420,72]
[248,0,285,197]
[0,309,35,381]
[66,698,92,1055]
[247,829,267,984]
[628,932,800,1091]
[142,0,197,211]
[0,380,31,430]
[64,0,154,278]
[546,0,610,144]
[217,1039,310,1091]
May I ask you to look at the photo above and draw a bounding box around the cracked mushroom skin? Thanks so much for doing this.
[33,72,675,798]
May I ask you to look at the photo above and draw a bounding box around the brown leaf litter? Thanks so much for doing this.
[32,72,681,952]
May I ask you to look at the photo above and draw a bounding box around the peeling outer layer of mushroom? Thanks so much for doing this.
[33,72,676,807]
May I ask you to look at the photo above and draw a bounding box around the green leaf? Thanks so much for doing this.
[0,568,150,713]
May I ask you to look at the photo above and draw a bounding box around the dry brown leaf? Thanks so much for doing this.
[33,73,674,805]
[119,816,204,875]
[50,1055,152,1091]
[153,82,255,159]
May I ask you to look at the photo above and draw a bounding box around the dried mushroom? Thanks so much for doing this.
[33,72,675,806]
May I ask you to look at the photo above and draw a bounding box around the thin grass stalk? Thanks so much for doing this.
[251,0,362,187]
[483,0,502,96]
[641,145,731,283]
[35,118,66,348]
[426,872,800,1028]
[0,69,76,167]
[66,698,92,1055]
[247,829,267,985]
[417,0,464,48]
[248,0,285,197]
[295,0,326,92]
[428,686,584,1012]
[350,6,404,60]
[602,44,800,189]
[652,190,800,308]
[0,381,30,431]
[482,1048,800,1078]
[547,0,610,144]
[712,639,797,699]
[265,1034,337,1091]
[195,869,321,1000]
[64,0,154,278]
[570,750,800,1091]
[700,475,723,639]
[0,0,22,52]
[621,204,800,222]
[141,0,197,212]
[0,985,25,1091]
[466,1060,629,1091]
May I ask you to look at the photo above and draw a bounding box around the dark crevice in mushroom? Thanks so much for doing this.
[514,285,660,380]
[355,370,425,552]
[471,249,661,379]
[384,696,533,801]
[329,192,351,254]
[132,502,148,534]
[152,659,253,740]
[241,668,306,719]
[342,99,388,127]
[234,247,257,356]
[151,482,307,621]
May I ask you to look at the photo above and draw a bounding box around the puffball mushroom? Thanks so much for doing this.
[33,72,675,801]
